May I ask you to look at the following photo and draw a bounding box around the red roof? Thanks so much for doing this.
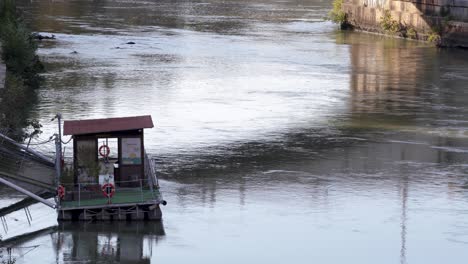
[63,115,154,135]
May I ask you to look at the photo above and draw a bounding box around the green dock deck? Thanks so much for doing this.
[60,189,160,209]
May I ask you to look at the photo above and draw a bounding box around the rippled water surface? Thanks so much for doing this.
[2,0,468,263]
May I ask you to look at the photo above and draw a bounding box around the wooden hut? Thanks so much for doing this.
[58,115,164,221]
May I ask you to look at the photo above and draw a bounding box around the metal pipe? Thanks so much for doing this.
[0,177,56,209]
[140,179,143,202]
[54,113,62,201]
[49,113,63,209]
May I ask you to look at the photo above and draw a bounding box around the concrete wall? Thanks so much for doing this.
[342,0,468,47]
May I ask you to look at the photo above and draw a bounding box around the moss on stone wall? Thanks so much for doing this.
[340,0,468,48]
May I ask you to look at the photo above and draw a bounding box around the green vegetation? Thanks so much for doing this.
[427,30,441,44]
[329,0,350,29]
[406,27,417,39]
[426,24,443,45]
[379,10,401,34]
[0,0,43,140]
[379,10,442,46]
[329,1,449,46]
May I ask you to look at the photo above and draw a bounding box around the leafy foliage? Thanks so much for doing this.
[427,31,441,44]
[406,27,417,39]
[0,0,44,89]
[329,0,349,28]
[380,10,401,34]
[0,0,43,140]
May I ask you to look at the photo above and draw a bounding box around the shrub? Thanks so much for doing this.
[0,0,44,90]
[406,27,417,39]
[427,31,441,44]
[329,0,349,28]
[380,10,401,34]
[0,0,43,139]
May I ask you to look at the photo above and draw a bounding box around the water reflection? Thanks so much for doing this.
[52,222,165,263]
[21,0,328,35]
[6,0,468,263]
[399,174,408,264]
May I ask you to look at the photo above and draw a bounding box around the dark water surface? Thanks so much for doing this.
[3,0,468,263]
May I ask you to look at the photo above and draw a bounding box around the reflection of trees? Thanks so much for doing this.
[16,0,108,33]
[156,49,467,215]
[17,0,331,35]
[17,0,250,34]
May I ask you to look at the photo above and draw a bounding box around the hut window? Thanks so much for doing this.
[97,138,118,160]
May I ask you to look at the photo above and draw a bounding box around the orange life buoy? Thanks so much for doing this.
[102,183,115,198]
[57,185,65,199]
[99,145,110,158]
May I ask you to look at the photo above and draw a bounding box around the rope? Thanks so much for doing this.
[19,137,54,146]
[61,137,72,145]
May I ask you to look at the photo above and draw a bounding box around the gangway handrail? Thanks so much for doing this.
[0,171,55,191]
[0,133,55,167]
[0,192,54,218]
[0,177,56,209]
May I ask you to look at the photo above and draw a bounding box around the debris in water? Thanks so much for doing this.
[32,33,55,40]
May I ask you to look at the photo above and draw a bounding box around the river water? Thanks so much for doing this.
[2,0,468,263]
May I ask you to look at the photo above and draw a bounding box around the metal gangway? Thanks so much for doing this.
[0,129,58,214]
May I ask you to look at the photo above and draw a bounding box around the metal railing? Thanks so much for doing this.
[60,179,161,208]
[144,151,159,187]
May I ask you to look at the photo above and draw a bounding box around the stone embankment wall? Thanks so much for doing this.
[342,0,468,47]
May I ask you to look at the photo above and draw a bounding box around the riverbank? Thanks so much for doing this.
[0,0,43,140]
[340,0,468,48]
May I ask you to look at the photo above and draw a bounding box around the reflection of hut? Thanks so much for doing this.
[58,115,165,221]
[55,221,165,263]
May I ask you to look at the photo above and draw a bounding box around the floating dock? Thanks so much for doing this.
[0,115,166,222]
[57,115,165,221]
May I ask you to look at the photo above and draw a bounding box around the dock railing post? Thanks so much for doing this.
[140,179,143,202]
[78,183,81,207]
[53,113,62,209]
